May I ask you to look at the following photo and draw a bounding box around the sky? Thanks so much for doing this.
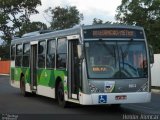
[30,0,122,26]
[0,0,122,44]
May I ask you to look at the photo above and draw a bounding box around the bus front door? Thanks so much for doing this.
[68,40,80,100]
[30,44,37,92]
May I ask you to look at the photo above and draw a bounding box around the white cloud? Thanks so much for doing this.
[0,32,3,45]
[30,0,122,26]
[0,39,4,45]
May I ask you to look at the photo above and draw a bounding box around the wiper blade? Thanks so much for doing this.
[122,38,134,58]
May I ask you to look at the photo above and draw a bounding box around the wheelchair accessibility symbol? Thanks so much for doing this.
[98,95,107,103]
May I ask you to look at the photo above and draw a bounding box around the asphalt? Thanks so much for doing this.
[0,75,160,120]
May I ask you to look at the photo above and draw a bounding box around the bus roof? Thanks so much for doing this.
[11,24,144,45]
[83,24,143,30]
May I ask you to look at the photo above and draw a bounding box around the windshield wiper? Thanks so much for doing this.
[101,42,116,58]
[122,38,134,58]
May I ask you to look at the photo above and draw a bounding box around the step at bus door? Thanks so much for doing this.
[68,39,80,100]
[30,42,38,91]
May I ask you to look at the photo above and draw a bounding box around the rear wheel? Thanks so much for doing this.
[57,81,68,107]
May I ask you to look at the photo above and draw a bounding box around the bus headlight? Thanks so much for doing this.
[138,82,148,92]
[89,83,101,93]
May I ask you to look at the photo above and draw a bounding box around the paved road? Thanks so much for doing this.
[0,75,160,120]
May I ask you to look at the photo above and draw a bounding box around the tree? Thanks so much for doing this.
[45,6,83,30]
[0,44,10,60]
[92,18,122,25]
[0,0,41,44]
[17,22,48,36]
[92,18,103,25]
[116,0,160,53]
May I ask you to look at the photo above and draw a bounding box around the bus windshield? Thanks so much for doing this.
[85,41,148,79]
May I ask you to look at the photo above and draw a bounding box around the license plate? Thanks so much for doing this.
[115,95,127,100]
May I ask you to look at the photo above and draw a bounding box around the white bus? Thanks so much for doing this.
[10,24,154,107]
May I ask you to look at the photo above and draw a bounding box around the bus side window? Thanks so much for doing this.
[15,44,22,66]
[11,45,16,60]
[38,41,46,68]
[57,38,67,69]
[47,39,56,68]
[23,43,30,67]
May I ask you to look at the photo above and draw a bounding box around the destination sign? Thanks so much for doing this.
[92,66,107,72]
[92,66,113,73]
[83,28,144,39]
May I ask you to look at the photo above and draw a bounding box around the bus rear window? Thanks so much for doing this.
[11,45,16,60]
[15,44,22,66]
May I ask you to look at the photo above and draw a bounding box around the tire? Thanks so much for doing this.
[57,81,68,107]
[20,76,28,97]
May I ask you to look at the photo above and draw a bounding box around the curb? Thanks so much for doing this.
[151,89,160,93]
[0,74,10,76]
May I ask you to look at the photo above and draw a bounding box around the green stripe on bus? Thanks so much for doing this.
[37,69,67,88]
[11,67,67,89]
[14,67,22,81]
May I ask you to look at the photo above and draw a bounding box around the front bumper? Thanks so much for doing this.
[79,92,151,105]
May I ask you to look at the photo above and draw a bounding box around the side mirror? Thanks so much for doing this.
[149,45,154,64]
[77,44,83,59]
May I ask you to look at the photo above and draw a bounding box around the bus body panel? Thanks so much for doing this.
[79,92,151,105]
[10,24,151,105]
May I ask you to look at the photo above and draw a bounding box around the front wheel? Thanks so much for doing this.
[57,81,68,107]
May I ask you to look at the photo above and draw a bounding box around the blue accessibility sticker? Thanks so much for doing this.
[98,95,107,103]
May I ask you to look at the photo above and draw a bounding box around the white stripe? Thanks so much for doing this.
[25,83,31,92]
[37,85,55,98]
[79,92,151,105]
[10,80,20,88]
[72,94,77,99]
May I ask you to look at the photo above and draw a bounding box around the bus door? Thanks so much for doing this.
[68,36,80,100]
[30,41,38,92]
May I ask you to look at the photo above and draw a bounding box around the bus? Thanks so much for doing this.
[10,24,154,107]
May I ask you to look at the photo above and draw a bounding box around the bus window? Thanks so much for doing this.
[38,41,46,68]
[85,41,117,78]
[15,44,22,66]
[57,38,67,69]
[47,39,56,68]
[119,41,147,78]
[23,43,30,67]
[11,45,16,60]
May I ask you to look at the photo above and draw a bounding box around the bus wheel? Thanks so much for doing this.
[20,76,27,97]
[57,81,68,107]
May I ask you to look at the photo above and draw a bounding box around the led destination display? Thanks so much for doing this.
[83,28,144,39]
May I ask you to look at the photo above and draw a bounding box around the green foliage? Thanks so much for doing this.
[0,44,10,60]
[45,6,83,30]
[116,0,160,53]
[92,18,103,25]
[92,18,123,25]
[0,0,41,44]
[17,22,48,37]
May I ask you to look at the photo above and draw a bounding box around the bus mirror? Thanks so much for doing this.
[77,44,83,59]
[149,45,154,64]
